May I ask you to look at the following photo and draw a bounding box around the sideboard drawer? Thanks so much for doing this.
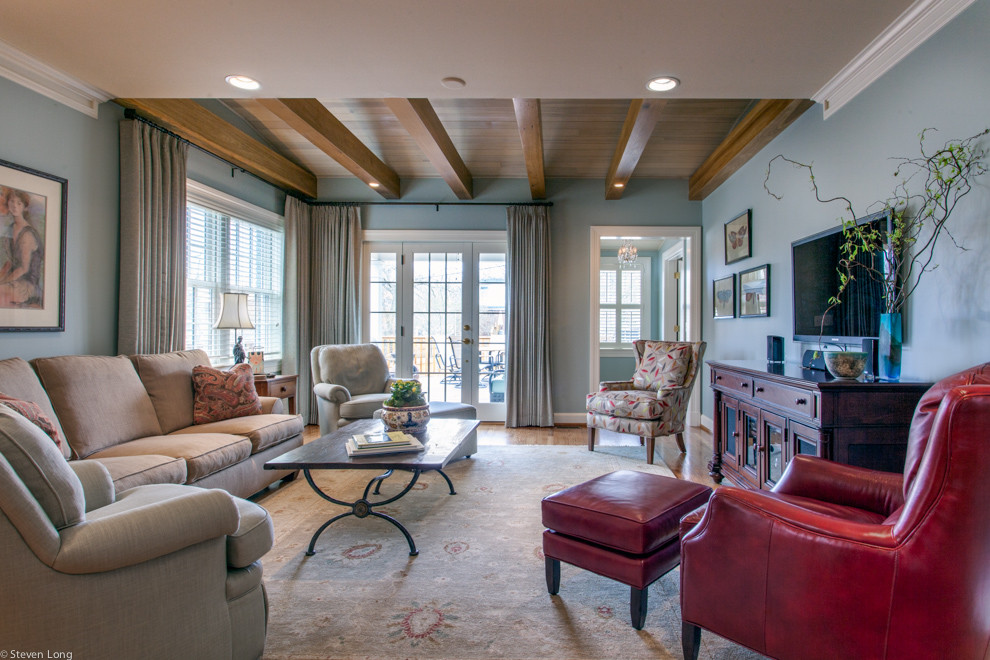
[712,369,753,397]
[753,378,817,420]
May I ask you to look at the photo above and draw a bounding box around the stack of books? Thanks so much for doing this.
[345,431,425,457]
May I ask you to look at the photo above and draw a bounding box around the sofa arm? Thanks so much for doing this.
[773,454,904,516]
[67,460,115,511]
[597,380,636,392]
[52,488,239,574]
[314,382,351,404]
[258,396,284,414]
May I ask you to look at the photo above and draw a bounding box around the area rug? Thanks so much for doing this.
[257,444,763,660]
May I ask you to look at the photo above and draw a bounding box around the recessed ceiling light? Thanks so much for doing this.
[613,182,625,188]
[647,76,680,92]
[368,182,380,188]
[225,75,260,90]
[441,77,466,89]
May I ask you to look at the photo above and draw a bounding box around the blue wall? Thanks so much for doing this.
[700,0,990,417]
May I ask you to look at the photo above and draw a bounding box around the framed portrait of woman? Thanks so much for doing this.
[0,159,67,331]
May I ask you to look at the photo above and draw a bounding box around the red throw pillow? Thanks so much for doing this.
[0,392,65,452]
[192,363,262,424]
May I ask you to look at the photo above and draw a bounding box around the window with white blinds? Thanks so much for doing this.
[599,257,651,350]
[185,182,284,366]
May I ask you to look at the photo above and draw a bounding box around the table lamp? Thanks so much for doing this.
[214,292,254,364]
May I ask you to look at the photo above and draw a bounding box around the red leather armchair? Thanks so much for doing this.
[680,363,990,660]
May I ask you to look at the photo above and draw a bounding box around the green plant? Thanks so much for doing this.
[384,379,427,407]
[765,128,988,318]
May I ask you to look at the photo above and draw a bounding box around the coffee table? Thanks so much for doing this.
[264,418,479,557]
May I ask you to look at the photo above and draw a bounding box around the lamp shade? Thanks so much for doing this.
[214,292,255,330]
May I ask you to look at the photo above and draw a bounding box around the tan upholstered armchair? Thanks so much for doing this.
[586,340,706,464]
[311,343,397,434]
[0,405,273,658]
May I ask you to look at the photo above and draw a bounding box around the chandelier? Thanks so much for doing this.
[617,239,638,268]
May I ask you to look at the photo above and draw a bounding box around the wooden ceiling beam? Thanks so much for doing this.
[114,98,318,198]
[688,98,814,201]
[384,98,473,199]
[512,98,546,200]
[604,99,668,200]
[257,98,401,199]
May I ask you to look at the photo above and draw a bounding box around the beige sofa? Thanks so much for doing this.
[0,403,273,659]
[0,349,304,498]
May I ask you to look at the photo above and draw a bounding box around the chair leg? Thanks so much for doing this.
[645,437,655,464]
[587,427,596,452]
[545,557,560,595]
[630,586,648,630]
[639,437,645,446]
[682,621,702,660]
[675,432,686,453]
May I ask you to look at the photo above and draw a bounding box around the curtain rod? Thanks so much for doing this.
[124,110,553,209]
[312,200,553,208]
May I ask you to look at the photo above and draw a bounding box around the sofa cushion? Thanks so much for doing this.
[88,434,252,483]
[340,392,390,420]
[130,349,211,434]
[0,406,84,529]
[227,497,274,568]
[192,364,262,424]
[0,392,65,452]
[171,414,304,454]
[32,355,163,458]
[0,357,70,458]
[632,341,692,390]
[89,454,188,492]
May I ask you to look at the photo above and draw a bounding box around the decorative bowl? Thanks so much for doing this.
[823,351,868,380]
[380,403,430,433]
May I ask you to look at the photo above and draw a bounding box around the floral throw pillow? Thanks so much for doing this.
[192,363,262,424]
[0,392,65,452]
[632,341,692,391]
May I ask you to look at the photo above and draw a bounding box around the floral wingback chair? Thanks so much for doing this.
[586,340,706,465]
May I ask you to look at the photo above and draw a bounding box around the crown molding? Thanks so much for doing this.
[0,39,111,119]
[814,0,976,119]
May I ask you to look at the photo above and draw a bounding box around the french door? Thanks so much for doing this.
[363,234,506,421]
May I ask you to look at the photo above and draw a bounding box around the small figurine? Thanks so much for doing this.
[232,336,247,364]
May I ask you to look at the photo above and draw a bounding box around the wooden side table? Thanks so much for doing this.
[254,374,298,415]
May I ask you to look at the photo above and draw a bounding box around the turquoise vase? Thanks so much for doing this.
[879,312,902,381]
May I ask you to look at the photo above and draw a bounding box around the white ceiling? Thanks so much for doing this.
[0,0,917,100]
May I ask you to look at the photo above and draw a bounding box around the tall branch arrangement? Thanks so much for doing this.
[764,128,988,316]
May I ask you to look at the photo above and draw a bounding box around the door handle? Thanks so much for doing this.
[462,338,472,345]
[463,324,471,331]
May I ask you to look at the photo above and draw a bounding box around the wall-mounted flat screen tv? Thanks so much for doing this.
[791,210,892,344]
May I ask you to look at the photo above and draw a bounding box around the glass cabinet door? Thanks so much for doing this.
[720,396,740,467]
[740,403,760,488]
[762,410,787,488]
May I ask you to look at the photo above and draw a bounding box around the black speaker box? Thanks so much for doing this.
[802,349,826,371]
[862,338,879,380]
[767,335,784,363]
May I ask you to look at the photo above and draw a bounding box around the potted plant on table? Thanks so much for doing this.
[380,379,430,432]
[766,128,989,380]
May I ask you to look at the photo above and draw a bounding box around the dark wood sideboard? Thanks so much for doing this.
[707,360,931,490]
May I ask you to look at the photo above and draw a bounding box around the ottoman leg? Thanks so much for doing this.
[682,621,702,660]
[630,586,649,629]
[545,557,561,595]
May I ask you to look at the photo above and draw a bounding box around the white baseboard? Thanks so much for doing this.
[698,414,713,432]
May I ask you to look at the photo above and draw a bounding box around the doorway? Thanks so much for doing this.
[363,231,507,421]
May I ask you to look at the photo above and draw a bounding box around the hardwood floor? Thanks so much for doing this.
[301,423,718,488]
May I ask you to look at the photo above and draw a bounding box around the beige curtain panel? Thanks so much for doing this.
[117,119,188,355]
[506,205,554,427]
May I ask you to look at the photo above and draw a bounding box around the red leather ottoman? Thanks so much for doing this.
[541,470,712,629]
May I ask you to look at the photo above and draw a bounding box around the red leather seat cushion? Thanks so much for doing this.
[542,470,712,555]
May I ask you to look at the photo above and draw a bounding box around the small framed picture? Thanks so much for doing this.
[724,210,752,265]
[739,264,770,318]
[713,275,736,319]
